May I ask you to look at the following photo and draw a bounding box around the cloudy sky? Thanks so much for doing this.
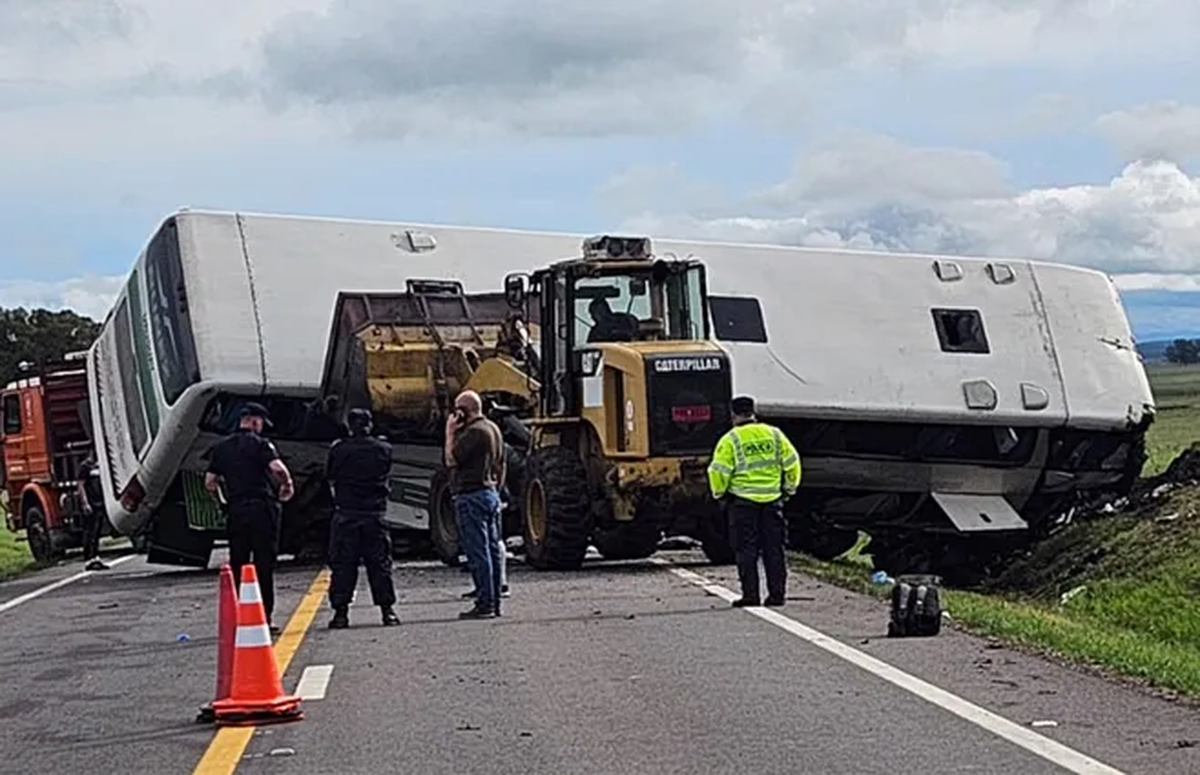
[2,0,1199,339]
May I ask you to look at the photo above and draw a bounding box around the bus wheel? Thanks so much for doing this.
[428,467,462,567]
[24,504,63,566]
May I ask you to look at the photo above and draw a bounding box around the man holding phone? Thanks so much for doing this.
[444,390,506,619]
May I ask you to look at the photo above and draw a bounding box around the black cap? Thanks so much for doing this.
[239,401,273,429]
[347,408,374,436]
[730,395,755,416]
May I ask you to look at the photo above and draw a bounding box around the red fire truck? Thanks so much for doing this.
[1,352,113,564]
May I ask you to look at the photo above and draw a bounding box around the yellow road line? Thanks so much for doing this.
[192,569,331,775]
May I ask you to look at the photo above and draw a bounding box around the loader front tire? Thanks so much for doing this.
[522,445,592,570]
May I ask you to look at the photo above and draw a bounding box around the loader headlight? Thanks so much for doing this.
[582,235,652,260]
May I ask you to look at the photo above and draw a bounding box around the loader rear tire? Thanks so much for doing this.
[428,467,462,568]
[522,445,592,570]
[593,521,661,561]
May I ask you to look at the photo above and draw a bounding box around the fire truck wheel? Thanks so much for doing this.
[24,504,63,565]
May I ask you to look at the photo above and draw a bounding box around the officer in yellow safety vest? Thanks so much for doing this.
[707,395,801,607]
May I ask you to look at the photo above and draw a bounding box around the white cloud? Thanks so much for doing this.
[756,130,1013,208]
[6,0,1194,141]
[239,0,1200,138]
[1113,274,1200,293]
[611,132,1200,276]
[0,276,125,321]
[2,0,1200,328]
[1095,101,1200,163]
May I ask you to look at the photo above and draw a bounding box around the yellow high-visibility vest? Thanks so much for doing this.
[707,422,801,504]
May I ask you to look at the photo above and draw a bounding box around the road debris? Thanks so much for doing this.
[1059,585,1087,606]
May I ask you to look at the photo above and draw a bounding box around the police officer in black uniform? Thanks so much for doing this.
[204,402,295,633]
[76,454,109,571]
[325,408,400,629]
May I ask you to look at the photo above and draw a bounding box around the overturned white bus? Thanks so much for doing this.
[87,208,1153,582]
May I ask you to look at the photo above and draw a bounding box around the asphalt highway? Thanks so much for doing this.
[1,547,1198,775]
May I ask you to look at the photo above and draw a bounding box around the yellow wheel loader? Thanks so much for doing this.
[316,235,736,570]
[501,235,734,569]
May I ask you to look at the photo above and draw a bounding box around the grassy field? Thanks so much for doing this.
[1142,363,1200,475]
[801,362,1200,700]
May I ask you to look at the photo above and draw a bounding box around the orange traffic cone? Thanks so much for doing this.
[211,564,303,726]
[197,564,237,724]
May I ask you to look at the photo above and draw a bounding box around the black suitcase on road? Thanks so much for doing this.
[888,577,942,637]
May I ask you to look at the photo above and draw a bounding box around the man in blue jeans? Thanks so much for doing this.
[444,390,506,619]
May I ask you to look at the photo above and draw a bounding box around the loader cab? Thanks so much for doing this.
[504,235,711,419]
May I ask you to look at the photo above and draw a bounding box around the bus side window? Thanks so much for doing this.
[2,394,20,436]
[708,295,769,343]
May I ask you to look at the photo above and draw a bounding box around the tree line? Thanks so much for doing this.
[1165,339,1200,364]
[0,307,102,387]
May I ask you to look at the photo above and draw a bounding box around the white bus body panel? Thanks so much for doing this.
[89,208,1154,538]
[176,214,263,389]
[228,213,581,392]
[683,243,1067,426]
[1027,262,1154,431]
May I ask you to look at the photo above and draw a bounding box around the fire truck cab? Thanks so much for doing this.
[1,353,111,564]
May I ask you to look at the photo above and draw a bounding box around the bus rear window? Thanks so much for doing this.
[145,218,201,405]
[113,298,150,453]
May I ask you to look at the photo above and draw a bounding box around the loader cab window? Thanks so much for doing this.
[576,276,650,345]
[667,265,708,339]
[550,275,570,415]
[573,266,707,345]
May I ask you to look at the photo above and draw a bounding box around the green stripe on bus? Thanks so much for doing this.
[182,471,226,531]
[126,267,161,437]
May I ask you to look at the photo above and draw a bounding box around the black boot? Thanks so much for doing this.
[381,606,400,626]
[329,607,350,629]
[459,602,497,619]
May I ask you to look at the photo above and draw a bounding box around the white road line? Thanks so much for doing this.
[657,560,1126,775]
[0,554,138,615]
[394,559,457,570]
[295,664,334,700]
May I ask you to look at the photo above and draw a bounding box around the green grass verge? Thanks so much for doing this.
[0,526,36,582]
[794,485,1200,700]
